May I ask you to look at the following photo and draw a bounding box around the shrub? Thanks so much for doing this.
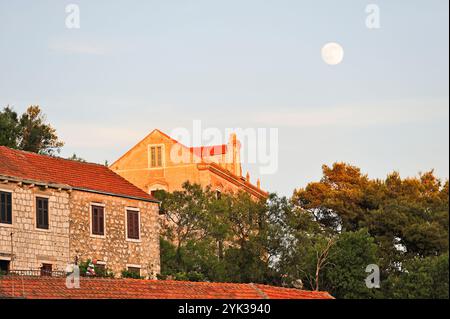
[121,269,144,279]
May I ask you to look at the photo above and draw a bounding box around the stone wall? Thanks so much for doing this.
[69,190,160,278]
[1,182,160,279]
[0,183,70,272]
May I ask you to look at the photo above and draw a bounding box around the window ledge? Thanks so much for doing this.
[126,238,141,243]
[90,234,106,239]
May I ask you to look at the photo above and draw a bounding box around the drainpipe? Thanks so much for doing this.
[10,232,13,271]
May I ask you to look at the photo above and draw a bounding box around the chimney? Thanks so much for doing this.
[257,178,261,189]
[246,172,250,183]
[227,133,242,177]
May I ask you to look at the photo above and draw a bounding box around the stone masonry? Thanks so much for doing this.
[0,183,70,272]
[69,190,160,278]
[0,183,160,278]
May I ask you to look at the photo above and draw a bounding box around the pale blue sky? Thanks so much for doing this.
[0,0,448,195]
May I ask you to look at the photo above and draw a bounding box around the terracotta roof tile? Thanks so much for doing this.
[190,145,228,157]
[0,277,334,299]
[0,146,157,202]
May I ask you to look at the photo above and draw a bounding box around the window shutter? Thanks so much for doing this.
[127,210,139,239]
[151,147,156,167]
[0,192,12,224]
[157,146,162,166]
[92,205,105,235]
[36,197,49,229]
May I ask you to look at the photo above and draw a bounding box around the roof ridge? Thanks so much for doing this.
[0,146,158,203]
[206,162,269,196]
[0,276,334,299]
[0,146,106,168]
[190,144,227,149]
[249,283,269,299]
[110,129,215,168]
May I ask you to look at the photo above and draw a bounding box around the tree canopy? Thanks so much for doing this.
[0,105,64,155]
[157,165,448,299]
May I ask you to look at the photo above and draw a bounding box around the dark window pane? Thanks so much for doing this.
[40,263,52,276]
[128,267,140,276]
[0,260,10,274]
[127,210,140,240]
[92,205,105,235]
[0,191,12,224]
[96,264,105,271]
[36,197,49,229]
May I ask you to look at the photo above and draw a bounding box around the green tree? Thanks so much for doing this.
[18,105,64,155]
[67,153,86,162]
[157,183,277,284]
[291,163,449,298]
[385,253,449,299]
[0,105,64,155]
[292,163,374,232]
[0,106,20,148]
[157,182,212,260]
[323,229,378,299]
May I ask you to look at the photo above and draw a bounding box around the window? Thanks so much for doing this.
[150,145,163,168]
[127,267,141,277]
[0,191,12,224]
[91,205,105,236]
[127,210,140,240]
[95,263,106,272]
[157,146,162,166]
[36,197,49,229]
[0,260,10,274]
[40,263,52,276]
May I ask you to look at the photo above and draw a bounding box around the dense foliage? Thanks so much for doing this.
[157,165,449,298]
[0,105,64,155]
[1,107,448,298]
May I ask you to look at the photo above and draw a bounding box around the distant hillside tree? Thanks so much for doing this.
[67,153,86,162]
[0,106,20,148]
[0,105,64,155]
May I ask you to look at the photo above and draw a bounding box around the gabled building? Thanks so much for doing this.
[110,129,268,199]
[0,146,160,278]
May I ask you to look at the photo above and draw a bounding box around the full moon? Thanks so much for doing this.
[321,42,344,65]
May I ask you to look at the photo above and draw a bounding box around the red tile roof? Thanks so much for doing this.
[190,145,228,157]
[0,277,334,299]
[0,146,157,202]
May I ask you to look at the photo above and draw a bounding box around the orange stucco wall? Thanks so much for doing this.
[110,130,266,198]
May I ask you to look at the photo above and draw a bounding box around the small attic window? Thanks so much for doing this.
[149,145,164,168]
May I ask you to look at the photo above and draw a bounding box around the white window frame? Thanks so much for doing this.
[125,207,141,242]
[90,203,106,239]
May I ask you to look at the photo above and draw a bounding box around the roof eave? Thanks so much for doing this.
[71,187,160,204]
[0,174,160,204]
[0,174,72,190]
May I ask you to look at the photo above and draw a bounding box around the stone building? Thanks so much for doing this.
[0,146,160,278]
[110,129,268,199]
